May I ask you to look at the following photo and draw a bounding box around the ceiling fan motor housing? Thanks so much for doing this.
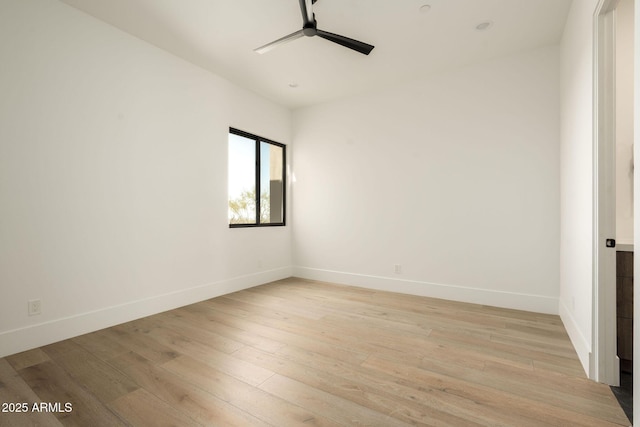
[303,20,318,37]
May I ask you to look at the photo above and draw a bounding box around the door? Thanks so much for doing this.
[593,0,619,387]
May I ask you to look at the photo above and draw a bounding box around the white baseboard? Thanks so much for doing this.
[294,267,559,315]
[558,298,591,376]
[1,266,565,359]
[0,266,293,358]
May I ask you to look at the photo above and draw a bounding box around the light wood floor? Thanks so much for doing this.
[0,278,631,426]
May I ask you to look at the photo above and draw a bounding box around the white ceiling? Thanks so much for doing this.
[60,0,573,109]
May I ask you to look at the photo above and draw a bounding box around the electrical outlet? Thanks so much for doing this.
[394,264,402,274]
[28,299,41,316]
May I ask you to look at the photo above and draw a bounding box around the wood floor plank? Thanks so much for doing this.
[107,350,271,427]
[223,289,329,320]
[234,344,486,426]
[533,358,587,377]
[42,342,138,404]
[177,303,286,353]
[122,316,274,387]
[205,297,433,362]
[259,373,413,427]
[429,328,581,372]
[144,310,247,354]
[102,324,180,364]
[363,353,625,427]
[271,343,548,427]
[0,359,63,427]
[5,348,51,371]
[162,354,340,426]
[0,278,630,426]
[71,329,132,362]
[196,299,371,366]
[17,361,127,426]
[109,388,202,427]
[248,282,509,335]
[481,361,626,423]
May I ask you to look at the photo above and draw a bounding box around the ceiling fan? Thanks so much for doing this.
[254,0,374,55]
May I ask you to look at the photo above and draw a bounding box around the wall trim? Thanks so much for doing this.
[558,297,591,375]
[0,266,293,358]
[591,0,622,386]
[294,267,559,315]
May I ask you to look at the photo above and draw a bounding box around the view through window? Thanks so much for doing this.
[228,128,285,227]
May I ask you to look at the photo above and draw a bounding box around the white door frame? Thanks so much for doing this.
[592,0,619,386]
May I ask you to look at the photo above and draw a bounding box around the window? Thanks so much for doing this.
[228,128,286,227]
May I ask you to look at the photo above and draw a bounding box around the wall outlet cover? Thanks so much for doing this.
[28,299,42,316]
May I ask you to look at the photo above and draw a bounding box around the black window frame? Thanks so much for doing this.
[228,127,286,228]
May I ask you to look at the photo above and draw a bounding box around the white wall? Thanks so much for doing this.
[0,0,292,357]
[558,0,600,375]
[292,46,560,314]
[617,0,635,245]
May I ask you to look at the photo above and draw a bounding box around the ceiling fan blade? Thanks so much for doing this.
[299,0,314,25]
[254,29,304,54]
[316,29,374,55]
